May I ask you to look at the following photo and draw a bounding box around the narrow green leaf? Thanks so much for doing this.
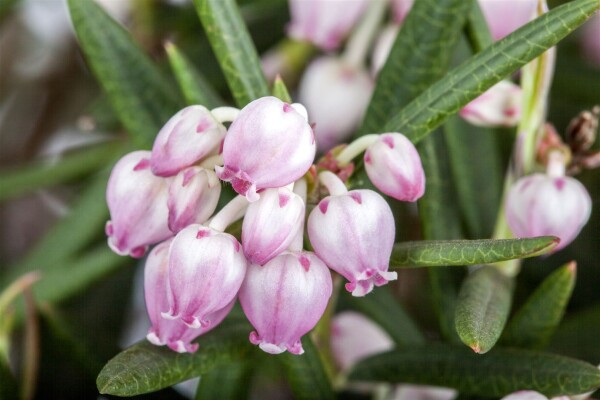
[349,344,600,398]
[391,237,559,268]
[384,0,600,143]
[550,304,600,363]
[0,142,123,202]
[465,1,494,53]
[455,266,514,354]
[97,318,252,396]
[503,262,577,349]
[195,360,252,400]
[272,75,292,103]
[67,0,182,148]
[279,336,335,400]
[194,0,269,107]
[359,0,473,136]
[165,42,223,109]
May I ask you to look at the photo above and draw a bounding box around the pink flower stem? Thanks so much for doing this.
[288,179,307,252]
[208,195,249,232]
[342,0,389,69]
[319,171,348,196]
[335,134,379,165]
[210,107,240,124]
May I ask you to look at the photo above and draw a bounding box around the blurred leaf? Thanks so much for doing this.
[391,237,559,268]
[502,262,576,349]
[0,142,123,202]
[97,318,252,396]
[194,0,269,107]
[67,0,182,148]
[359,0,473,136]
[455,266,514,354]
[550,304,600,363]
[383,0,600,143]
[0,0,19,24]
[0,359,18,400]
[465,1,493,53]
[272,75,292,103]
[279,336,335,400]
[165,42,223,109]
[195,360,252,400]
[349,343,600,398]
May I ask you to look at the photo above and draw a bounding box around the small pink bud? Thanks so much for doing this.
[163,224,247,328]
[167,166,221,233]
[106,151,172,258]
[239,251,332,355]
[216,96,316,202]
[460,81,522,127]
[151,105,226,177]
[307,189,397,296]
[242,187,305,265]
[287,0,369,51]
[478,0,538,41]
[391,0,414,23]
[394,385,458,400]
[500,391,549,400]
[144,240,234,353]
[364,133,425,202]
[506,174,592,251]
[298,57,373,152]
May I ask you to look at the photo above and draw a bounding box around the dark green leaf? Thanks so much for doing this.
[194,0,269,107]
[465,1,493,53]
[349,344,600,398]
[97,318,252,396]
[0,359,18,400]
[272,75,292,103]
[455,266,514,354]
[391,237,559,268]
[195,360,252,400]
[550,304,600,363]
[383,0,600,143]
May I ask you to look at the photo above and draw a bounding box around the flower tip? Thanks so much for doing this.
[566,261,577,274]
[258,342,286,355]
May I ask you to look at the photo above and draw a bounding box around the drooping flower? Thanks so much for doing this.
[364,133,425,202]
[151,105,226,177]
[478,0,538,41]
[216,96,316,202]
[460,81,522,127]
[106,151,172,258]
[239,251,332,355]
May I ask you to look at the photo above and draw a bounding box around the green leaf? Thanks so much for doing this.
[349,343,600,398]
[502,262,577,349]
[465,1,493,53]
[455,266,514,354]
[194,0,269,107]
[165,42,223,109]
[195,360,252,400]
[97,318,253,396]
[67,0,182,148]
[391,237,559,268]
[358,0,473,136]
[279,336,335,400]
[0,359,18,400]
[383,0,600,143]
[550,304,600,363]
[272,75,292,103]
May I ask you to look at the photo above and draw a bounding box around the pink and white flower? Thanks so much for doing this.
[460,81,522,127]
[478,0,538,41]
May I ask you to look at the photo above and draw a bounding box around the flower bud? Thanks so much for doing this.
[106,151,172,258]
[216,96,316,202]
[581,13,600,68]
[506,174,592,251]
[144,240,234,353]
[391,0,414,23]
[239,251,332,355]
[307,189,397,296]
[500,392,549,400]
[167,166,221,233]
[151,105,226,177]
[298,57,373,152]
[163,224,247,328]
[478,0,538,41]
[242,187,305,265]
[287,0,369,51]
[371,24,399,77]
[364,133,425,202]
[393,385,458,400]
[459,81,522,127]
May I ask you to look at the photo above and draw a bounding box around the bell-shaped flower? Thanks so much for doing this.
[478,0,538,41]
[216,96,316,202]
[143,239,234,353]
[307,189,397,296]
[106,151,172,258]
[287,0,369,51]
[151,105,226,177]
[239,251,332,355]
[364,133,425,202]
[298,57,373,153]
[391,0,415,23]
[242,187,305,265]
[460,80,522,127]
[506,174,592,251]
[162,224,247,328]
[167,166,221,233]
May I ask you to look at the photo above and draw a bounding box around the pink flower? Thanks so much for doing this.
[105,151,172,258]
[371,24,400,77]
[167,166,221,233]
[162,224,247,328]
[459,81,522,127]
[239,251,332,355]
[151,105,226,177]
[307,189,397,296]
[581,13,600,68]
[506,174,592,251]
[391,0,414,23]
[364,133,425,202]
[216,97,316,202]
[287,0,369,51]
[242,187,305,265]
[144,239,234,353]
[478,0,538,41]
